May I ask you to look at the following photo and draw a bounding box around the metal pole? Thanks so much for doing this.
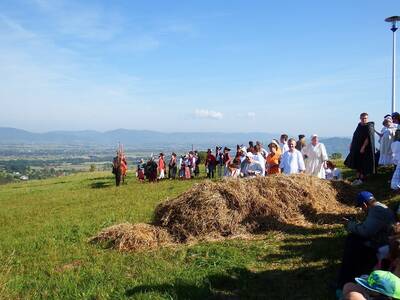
[392,25,397,113]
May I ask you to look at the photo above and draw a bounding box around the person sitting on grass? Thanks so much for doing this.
[336,191,396,298]
[342,232,400,300]
[279,138,305,175]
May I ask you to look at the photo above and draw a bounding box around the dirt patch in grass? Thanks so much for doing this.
[54,260,83,273]
[90,175,358,251]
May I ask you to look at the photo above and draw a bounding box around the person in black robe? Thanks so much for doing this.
[344,112,376,184]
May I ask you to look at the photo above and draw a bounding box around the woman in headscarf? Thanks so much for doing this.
[344,112,376,185]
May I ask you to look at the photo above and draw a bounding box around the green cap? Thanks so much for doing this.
[355,270,400,299]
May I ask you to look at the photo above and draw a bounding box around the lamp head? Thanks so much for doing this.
[385,16,400,32]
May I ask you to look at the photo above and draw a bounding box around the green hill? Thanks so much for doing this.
[0,167,397,299]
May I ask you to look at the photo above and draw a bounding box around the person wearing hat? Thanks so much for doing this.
[296,134,306,151]
[301,134,328,178]
[342,271,400,300]
[205,149,216,179]
[342,232,400,300]
[241,152,264,177]
[279,138,305,175]
[223,147,232,177]
[266,140,281,175]
[336,191,396,293]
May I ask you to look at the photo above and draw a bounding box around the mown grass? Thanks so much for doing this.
[0,165,399,300]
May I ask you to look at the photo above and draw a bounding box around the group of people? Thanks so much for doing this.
[334,111,400,299]
[344,111,400,192]
[203,134,341,180]
[135,151,202,182]
[111,112,400,299]
[130,134,342,183]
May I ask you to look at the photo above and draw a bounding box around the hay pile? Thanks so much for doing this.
[89,223,172,251]
[154,175,356,241]
[91,175,357,251]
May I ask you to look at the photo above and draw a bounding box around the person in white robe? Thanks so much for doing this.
[301,134,329,178]
[376,116,396,165]
[390,131,400,190]
[279,138,305,174]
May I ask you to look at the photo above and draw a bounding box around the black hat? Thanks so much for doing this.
[298,134,305,140]
[224,147,231,151]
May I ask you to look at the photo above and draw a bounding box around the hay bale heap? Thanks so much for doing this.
[89,223,172,251]
[91,175,357,251]
[154,175,356,242]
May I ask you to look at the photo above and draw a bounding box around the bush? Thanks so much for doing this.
[330,153,342,160]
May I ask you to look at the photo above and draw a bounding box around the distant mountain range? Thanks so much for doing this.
[0,127,351,156]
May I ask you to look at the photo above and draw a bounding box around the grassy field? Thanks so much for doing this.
[0,165,398,300]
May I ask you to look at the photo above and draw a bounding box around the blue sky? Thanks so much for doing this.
[0,0,399,136]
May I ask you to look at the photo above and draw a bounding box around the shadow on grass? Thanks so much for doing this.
[125,264,338,300]
[245,215,342,236]
[261,234,344,263]
[90,181,112,189]
[12,180,68,189]
[87,176,113,182]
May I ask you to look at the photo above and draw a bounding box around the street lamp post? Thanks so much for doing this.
[385,16,400,113]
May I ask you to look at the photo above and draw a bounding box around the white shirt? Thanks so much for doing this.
[253,153,266,176]
[280,142,289,153]
[325,168,342,180]
[392,141,400,165]
[242,160,264,177]
[279,149,305,175]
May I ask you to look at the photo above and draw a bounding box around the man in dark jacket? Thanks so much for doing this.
[344,112,376,185]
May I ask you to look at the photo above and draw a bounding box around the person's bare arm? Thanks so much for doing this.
[360,138,369,154]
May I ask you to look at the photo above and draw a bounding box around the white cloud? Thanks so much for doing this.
[194,109,223,120]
